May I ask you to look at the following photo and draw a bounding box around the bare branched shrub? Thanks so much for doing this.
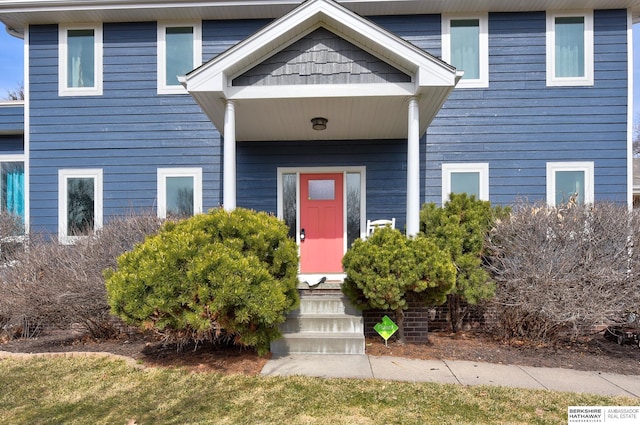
[486,202,640,344]
[0,211,164,339]
[0,211,25,265]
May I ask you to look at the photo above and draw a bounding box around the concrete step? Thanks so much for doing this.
[279,314,363,333]
[296,281,343,290]
[296,295,360,316]
[271,292,365,355]
[271,332,365,355]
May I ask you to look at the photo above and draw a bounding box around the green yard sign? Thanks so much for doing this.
[374,315,398,347]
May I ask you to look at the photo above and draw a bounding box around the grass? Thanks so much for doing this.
[0,357,638,425]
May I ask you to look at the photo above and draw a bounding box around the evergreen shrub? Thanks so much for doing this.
[105,208,299,355]
[421,193,509,332]
[342,227,455,343]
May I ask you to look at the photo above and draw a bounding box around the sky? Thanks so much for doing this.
[0,24,24,98]
[1,22,640,119]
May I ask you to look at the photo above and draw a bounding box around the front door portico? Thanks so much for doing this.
[182,0,461,243]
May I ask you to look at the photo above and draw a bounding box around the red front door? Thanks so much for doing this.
[299,173,344,273]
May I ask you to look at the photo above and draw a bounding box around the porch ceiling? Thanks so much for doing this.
[191,84,454,141]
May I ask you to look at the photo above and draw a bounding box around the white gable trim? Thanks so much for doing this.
[184,0,458,95]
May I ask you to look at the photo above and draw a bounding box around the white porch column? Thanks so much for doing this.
[223,100,236,211]
[406,97,420,236]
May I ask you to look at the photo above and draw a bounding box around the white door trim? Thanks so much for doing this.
[277,166,366,282]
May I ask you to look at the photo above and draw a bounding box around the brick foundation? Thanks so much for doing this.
[363,300,491,343]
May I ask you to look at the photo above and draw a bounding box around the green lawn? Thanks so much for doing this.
[0,357,637,425]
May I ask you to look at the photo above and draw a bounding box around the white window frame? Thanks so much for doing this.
[157,167,203,218]
[546,11,594,87]
[58,169,103,244]
[442,163,489,204]
[157,22,202,94]
[58,24,103,96]
[441,14,489,88]
[546,161,594,207]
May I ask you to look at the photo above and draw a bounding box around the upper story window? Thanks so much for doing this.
[442,14,489,88]
[442,163,489,204]
[158,22,202,94]
[58,169,103,244]
[59,25,103,96]
[157,168,202,218]
[546,11,594,86]
[546,162,594,206]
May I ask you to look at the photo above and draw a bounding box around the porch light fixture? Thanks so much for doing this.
[311,117,328,131]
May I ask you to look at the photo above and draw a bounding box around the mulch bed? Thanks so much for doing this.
[2,328,640,376]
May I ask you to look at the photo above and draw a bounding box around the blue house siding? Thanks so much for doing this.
[236,139,411,231]
[0,136,24,155]
[0,103,24,155]
[425,9,629,206]
[370,14,441,56]
[23,8,631,236]
[203,19,272,59]
[28,22,225,234]
[0,103,24,134]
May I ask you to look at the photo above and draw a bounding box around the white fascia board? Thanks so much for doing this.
[225,82,415,100]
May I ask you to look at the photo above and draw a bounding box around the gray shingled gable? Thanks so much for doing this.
[232,27,411,86]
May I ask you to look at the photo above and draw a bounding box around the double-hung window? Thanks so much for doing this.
[59,24,103,96]
[158,23,202,94]
[157,168,202,218]
[546,11,594,86]
[442,163,489,204]
[546,162,594,206]
[442,14,489,88]
[59,169,103,244]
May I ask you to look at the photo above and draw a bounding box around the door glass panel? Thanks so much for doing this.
[555,170,584,205]
[346,172,361,247]
[451,171,480,198]
[283,173,297,239]
[67,177,95,236]
[166,176,194,217]
[308,179,335,200]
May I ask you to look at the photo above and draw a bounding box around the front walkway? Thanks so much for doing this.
[261,354,640,398]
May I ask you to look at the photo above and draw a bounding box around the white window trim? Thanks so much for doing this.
[157,22,202,95]
[546,11,594,87]
[58,24,103,96]
[58,169,103,244]
[441,13,489,89]
[546,161,594,207]
[157,167,203,218]
[442,163,489,203]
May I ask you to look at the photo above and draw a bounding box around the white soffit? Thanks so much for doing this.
[2,1,640,32]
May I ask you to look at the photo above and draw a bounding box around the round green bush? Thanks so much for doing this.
[104,208,299,355]
[342,228,455,343]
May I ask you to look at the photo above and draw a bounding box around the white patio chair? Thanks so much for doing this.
[366,218,396,237]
